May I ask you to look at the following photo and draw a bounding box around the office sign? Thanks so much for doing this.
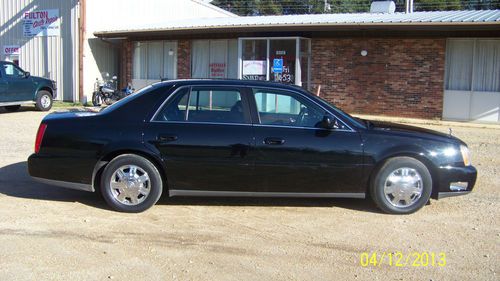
[23,9,60,37]
[3,45,20,55]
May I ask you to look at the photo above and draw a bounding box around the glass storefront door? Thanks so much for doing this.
[238,37,311,90]
[269,39,296,85]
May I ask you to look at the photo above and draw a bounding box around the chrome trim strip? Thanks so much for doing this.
[437,191,471,199]
[253,124,354,132]
[0,101,35,107]
[150,120,252,126]
[169,189,366,199]
[32,177,94,192]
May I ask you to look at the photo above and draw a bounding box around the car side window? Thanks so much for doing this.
[155,87,246,124]
[253,88,327,128]
[3,64,24,78]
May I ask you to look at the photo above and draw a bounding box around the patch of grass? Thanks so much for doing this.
[52,101,92,108]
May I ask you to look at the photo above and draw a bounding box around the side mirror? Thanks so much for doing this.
[24,71,30,78]
[321,115,335,129]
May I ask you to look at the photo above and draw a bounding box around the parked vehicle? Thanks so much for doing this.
[28,80,477,214]
[0,61,57,111]
[92,73,133,106]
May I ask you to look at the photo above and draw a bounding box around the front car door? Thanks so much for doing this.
[2,62,34,102]
[250,87,365,196]
[0,63,8,102]
[144,85,256,194]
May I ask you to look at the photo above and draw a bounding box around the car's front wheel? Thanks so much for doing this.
[35,90,53,111]
[100,154,163,212]
[370,157,432,214]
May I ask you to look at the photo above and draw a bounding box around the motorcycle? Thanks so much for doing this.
[92,72,134,106]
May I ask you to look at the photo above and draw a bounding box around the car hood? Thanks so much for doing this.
[31,75,52,84]
[367,120,463,144]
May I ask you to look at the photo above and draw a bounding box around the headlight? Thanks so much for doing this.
[460,145,471,166]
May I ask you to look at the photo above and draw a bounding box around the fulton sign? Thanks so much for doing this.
[23,9,60,37]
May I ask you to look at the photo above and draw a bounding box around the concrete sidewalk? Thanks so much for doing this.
[353,114,500,129]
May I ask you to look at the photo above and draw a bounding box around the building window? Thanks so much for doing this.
[191,40,238,79]
[445,39,500,92]
[239,37,311,90]
[133,41,177,80]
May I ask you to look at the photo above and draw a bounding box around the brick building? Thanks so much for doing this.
[95,9,500,123]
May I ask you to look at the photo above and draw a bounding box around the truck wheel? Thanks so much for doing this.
[35,90,53,111]
[4,105,21,112]
[370,157,432,214]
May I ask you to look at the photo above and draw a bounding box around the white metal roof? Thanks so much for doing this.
[95,10,500,35]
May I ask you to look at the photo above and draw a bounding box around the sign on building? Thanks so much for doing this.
[23,9,60,37]
[273,59,283,74]
[3,45,20,55]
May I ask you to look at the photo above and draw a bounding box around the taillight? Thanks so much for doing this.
[35,123,47,153]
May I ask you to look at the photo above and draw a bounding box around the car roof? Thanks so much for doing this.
[153,79,308,92]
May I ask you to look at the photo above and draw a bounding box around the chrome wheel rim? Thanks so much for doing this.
[384,167,423,208]
[41,95,51,108]
[110,165,150,206]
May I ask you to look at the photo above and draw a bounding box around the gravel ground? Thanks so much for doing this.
[0,107,498,281]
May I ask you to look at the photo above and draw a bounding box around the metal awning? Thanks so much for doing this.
[95,10,500,37]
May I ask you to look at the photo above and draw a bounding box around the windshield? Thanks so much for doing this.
[308,91,366,128]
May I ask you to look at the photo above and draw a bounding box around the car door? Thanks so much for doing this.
[0,63,8,102]
[2,62,34,102]
[250,87,365,195]
[144,85,257,194]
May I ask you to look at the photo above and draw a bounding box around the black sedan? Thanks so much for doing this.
[28,80,477,214]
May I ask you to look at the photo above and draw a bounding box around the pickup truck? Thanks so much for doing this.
[0,61,57,112]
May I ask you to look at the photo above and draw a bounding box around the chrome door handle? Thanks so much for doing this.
[264,137,285,145]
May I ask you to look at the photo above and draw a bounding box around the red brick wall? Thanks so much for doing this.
[121,41,132,89]
[310,38,446,119]
[177,40,191,79]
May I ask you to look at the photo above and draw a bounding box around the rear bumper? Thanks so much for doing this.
[28,153,94,192]
[435,165,477,199]
[32,176,94,192]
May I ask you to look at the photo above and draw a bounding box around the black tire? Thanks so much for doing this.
[35,90,53,111]
[370,157,432,214]
[100,154,163,212]
[92,92,102,106]
[4,105,21,112]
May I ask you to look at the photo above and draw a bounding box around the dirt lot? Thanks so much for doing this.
[0,107,498,281]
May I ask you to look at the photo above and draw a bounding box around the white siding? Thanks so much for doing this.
[0,0,79,101]
[83,0,236,102]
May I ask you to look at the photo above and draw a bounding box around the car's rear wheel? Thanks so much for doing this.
[35,90,53,111]
[100,154,163,212]
[4,105,21,112]
[370,157,432,214]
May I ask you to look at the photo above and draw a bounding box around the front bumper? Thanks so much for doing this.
[435,165,477,199]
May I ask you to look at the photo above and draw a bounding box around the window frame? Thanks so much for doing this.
[3,62,25,78]
[248,87,355,132]
[151,85,253,125]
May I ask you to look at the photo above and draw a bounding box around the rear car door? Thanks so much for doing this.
[2,62,34,102]
[250,87,365,195]
[144,85,257,193]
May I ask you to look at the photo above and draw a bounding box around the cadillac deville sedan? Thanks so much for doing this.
[28,80,477,214]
